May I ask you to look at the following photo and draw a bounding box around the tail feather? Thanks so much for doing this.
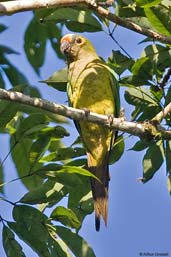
[87,152,110,231]
[93,189,108,231]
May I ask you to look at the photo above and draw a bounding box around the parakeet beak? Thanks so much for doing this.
[60,40,71,55]
[60,35,73,55]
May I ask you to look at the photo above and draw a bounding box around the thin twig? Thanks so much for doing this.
[159,67,171,89]
[0,140,18,171]
[108,28,132,58]
[0,197,16,206]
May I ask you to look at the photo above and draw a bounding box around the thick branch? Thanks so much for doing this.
[0,88,171,140]
[0,0,171,45]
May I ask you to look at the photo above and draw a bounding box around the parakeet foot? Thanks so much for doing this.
[107,114,114,127]
[82,108,90,119]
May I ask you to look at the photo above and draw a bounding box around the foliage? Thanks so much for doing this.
[1,0,171,256]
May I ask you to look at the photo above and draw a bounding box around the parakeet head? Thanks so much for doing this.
[60,34,97,62]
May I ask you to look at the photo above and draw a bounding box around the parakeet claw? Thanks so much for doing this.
[107,114,114,127]
[82,108,91,118]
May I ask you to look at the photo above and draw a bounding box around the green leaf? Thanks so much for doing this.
[0,101,19,129]
[8,205,69,257]
[77,191,93,214]
[123,44,171,88]
[129,140,150,151]
[55,240,73,257]
[37,164,98,180]
[10,136,43,190]
[166,140,171,175]
[31,126,70,139]
[109,136,125,164]
[0,44,19,55]
[65,158,87,167]
[0,24,7,33]
[142,44,171,72]
[65,20,100,32]
[120,75,146,87]
[42,67,68,92]
[24,18,47,73]
[58,166,98,179]
[51,206,81,229]
[8,206,51,257]
[29,137,51,166]
[15,113,49,139]
[0,71,5,88]
[108,50,134,75]
[122,58,153,86]
[143,141,164,182]
[125,87,157,106]
[56,226,96,257]
[46,23,63,59]
[124,87,161,121]
[3,225,26,257]
[36,164,98,188]
[116,3,145,18]
[136,0,161,7]
[164,86,171,124]
[67,175,92,224]
[144,5,171,36]
[0,52,27,87]
[40,147,86,162]
[165,86,171,107]
[36,164,84,187]
[131,56,150,75]
[150,85,163,102]
[45,8,102,32]
[128,17,157,31]
[2,61,28,86]
[20,180,67,205]
[47,225,72,257]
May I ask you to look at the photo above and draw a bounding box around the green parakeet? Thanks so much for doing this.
[60,34,120,231]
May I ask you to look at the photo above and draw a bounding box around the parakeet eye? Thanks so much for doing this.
[75,37,83,44]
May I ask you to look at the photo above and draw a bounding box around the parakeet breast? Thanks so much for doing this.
[68,59,115,164]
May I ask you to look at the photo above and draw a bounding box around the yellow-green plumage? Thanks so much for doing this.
[60,34,119,231]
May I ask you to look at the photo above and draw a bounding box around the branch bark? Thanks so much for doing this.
[0,88,170,140]
[0,0,171,45]
[152,103,171,122]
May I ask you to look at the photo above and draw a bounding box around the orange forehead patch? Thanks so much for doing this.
[60,34,73,43]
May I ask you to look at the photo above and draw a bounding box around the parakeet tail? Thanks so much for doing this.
[87,152,109,231]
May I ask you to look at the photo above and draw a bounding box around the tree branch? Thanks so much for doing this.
[0,88,171,140]
[0,0,171,45]
[152,103,171,122]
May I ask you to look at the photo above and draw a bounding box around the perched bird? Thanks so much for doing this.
[60,34,120,231]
